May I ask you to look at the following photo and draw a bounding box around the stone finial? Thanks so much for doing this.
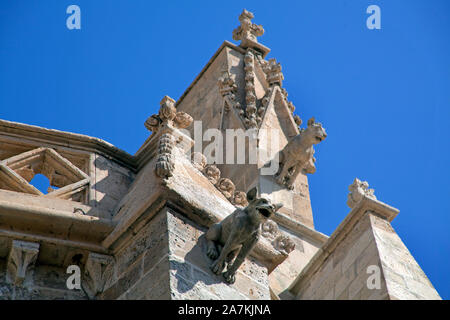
[232,10,270,57]
[347,178,377,209]
[7,240,40,286]
[233,9,264,43]
[144,95,193,133]
[158,96,177,121]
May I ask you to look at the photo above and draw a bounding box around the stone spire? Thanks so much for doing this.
[232,9,270,57]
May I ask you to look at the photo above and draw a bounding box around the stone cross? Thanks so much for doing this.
[232,9,264,44]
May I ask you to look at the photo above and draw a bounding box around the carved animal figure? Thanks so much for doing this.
[276,117,327,190]
[205,187,282,284]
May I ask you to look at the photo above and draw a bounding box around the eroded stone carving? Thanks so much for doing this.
[262,58,284,86]
[217,70,240,113]
[243,50,258,128]
[144,95,193,133]
[261,220,279,240]
[191,152,207,171]
[276,117,327,190]
[232,9,264,46]
[155,133,175,179]
[217,178,236,200]
[7,240,40,286]
[274,235,296,255]
[203,164,221,185]
[205,187,283,284]
[83,253,114,299]
[347,178,377,209]
[232,191,248,207]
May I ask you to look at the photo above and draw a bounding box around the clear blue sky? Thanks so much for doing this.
[1,0,449,299]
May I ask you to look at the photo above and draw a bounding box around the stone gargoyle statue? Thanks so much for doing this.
[276,117,327,190]
[205,187,283,284]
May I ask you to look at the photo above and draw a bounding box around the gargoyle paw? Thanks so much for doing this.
[206,247,218,260]
[210,259,225,275]
[223,270,236,284]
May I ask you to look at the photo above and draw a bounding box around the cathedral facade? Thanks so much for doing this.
[0,10,440,300]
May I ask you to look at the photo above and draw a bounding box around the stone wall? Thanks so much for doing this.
[0,258,87,300]
[370,214,441,300]
[101,207,270,300]
[288,198,441,300]
[292,213,389,300]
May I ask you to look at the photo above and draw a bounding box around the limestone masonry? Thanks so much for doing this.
[0,10,440,300]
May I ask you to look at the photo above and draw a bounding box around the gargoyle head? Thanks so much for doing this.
[304,117,327,145]
[245,187,283,221]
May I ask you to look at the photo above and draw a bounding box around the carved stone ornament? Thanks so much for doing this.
[232,9,264,44]
[347,178,377,209]
[276,117,327,190]
[7,240,40,286]
[202,164,221,185]
[261,220,279,241]
[262,58,284,86]
[205,187,283,284]
[217,178,236,200]
[144,95,193,133]
[274,235,296,255]
[191,152,207,171]
[83,253,114,299]
[243,50,258,128]
[232,191,248,207]
[217,70,240,113]
[155,133,175,179]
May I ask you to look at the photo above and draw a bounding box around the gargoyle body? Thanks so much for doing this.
[276,117,327,190]
[205,187,282,284]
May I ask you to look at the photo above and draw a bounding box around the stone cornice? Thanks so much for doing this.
[272,211,328,245]
[0,189,114,254]
[288,196,399,295]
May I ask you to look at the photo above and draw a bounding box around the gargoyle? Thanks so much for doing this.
[276,117,327,190]
[205,187,283,284]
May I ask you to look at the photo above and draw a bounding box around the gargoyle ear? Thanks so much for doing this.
[274,203,283,212]
[307,117,315,127]
[246,187,258,201]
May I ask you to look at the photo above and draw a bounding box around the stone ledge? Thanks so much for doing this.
[0,190,114,254]
[272,211,328,245]
[0,119,136,171]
